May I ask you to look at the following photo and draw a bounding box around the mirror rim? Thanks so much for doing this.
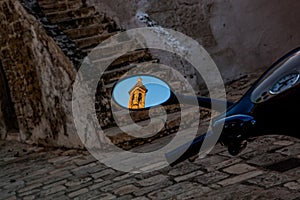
[111,74,172,110]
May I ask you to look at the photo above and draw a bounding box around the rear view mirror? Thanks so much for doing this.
[112,75,171,110]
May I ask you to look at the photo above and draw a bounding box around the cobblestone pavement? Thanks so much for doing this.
[1,74,300,200]
[1,134,300,200]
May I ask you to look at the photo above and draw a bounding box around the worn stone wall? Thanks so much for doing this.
[0,0,83,148]
[0,61,19,139]
[88,0,300,83]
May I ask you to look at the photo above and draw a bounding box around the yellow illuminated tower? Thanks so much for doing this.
[128,77,147,109]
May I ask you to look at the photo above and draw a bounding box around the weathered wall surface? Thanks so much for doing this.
[88,0,300,82]
[0,0,83,147]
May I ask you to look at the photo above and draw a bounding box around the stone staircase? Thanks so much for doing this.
[32,0,204,149]
[37,0,118,55]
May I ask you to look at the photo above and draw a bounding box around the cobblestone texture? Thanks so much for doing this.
[0,131,299,200]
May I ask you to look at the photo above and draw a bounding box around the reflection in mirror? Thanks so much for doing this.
[112,75,171,109]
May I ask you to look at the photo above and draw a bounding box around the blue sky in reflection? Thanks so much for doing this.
[112,76,170,108]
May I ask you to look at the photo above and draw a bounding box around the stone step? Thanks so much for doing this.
[73,32,117,50]
[39,1,84,14]
[87,38,139,61]
[102,60,158,86]
[56,16,102,30]
[38,0,82,6]
[92,49,151,70]
[102,60,158,94]
[109,49,152,69]
[103,63,137,76]
[45,6,96,24]
[63,24,105,39]
[38,0,85,6]
[103,107,201,146]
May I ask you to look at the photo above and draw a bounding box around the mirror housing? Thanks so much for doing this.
[112,75,233,112]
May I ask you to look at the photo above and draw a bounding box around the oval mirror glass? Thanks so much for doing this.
[112,75,171,109]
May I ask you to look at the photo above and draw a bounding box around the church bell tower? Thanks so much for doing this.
[128,78,148,109]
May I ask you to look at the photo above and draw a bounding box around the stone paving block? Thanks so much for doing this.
[74,155,97,166]
[217,170,264,186]
[139,161,167,173]
[247,171,297,189]
[101,178,137,193]
[3,180,25,190]
[113,173,135,181]
[200,184,263,200]
[91,168,116,179]
[6,195,17,200]
[0,191,16,200]
[134,171,160,181]
[89,180,112,190]
[0,179,11,188]
[22,195,35,200]
[244,136,282,151]
[284,181,300,190]
[42,171,73,185]
[18,189,40,197]
[113,184,139,196]
[24,171,69,186]
[239,138,286,160]
[93,177,104,183]
[222,163,257,175]
[40,185,66,196]
[147,182,204,200]
[65,177,92,187]
[131,197,150,200]
[246,152,288,167]
[273,140,295,146]
[206,158,243,172]
[115,194,134,200]
[188,154,228,167]
[137,174,169,187]
[68,188,89,198]
[85,163,106,174]
[276,143,300,156]
[42,179,67,190]
[53,155,84,166]
[195,171,230,185]
[48,156,72,164]
[21,167,54,181]
[100,170,125,180]
[175,186,212,200]
[74,189,103,200]
[253,187,300,200]
[88,192,116,200]
[286,167,300,178]
[174,170,204,182]
[17,183,42,193]
[66,181,93,193]
[168,162,201,176]
[43,192,69,200]
[48,165,77,175]
[133,180,173,197]
[208,183,223,190]
[71,162,97,175]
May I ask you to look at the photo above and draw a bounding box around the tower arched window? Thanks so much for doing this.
[138,93,142,103]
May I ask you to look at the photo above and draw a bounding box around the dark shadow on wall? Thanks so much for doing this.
[0,61,19,133]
